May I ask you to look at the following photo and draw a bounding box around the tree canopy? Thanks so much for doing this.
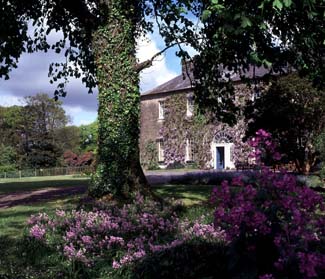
[192,0,325,124]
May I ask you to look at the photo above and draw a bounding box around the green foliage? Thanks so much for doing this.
[161,94,215,169]
[89,1,146,198]
[79,121,98,153]
[320,164,325,181]
[0,144,17,167]
[315,131,325,162]
[22,94,70,168]
[245,74,325,173]
[192,0,325,123]
[54,126,81,154]
[141,140,159,170]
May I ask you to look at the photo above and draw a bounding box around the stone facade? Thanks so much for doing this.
[139,63,268,170]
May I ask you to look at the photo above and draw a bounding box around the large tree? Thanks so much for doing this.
[0,0,198,199]
[245,74,325,173]
[1,0,324,198]
[192,0,325,124]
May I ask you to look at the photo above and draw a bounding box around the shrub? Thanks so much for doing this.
[27,194,226,278]
[211,130,325,278]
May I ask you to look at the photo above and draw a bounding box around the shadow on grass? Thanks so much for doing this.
[0,186,87,208]
[153,184,214,205]
[0,179,89,194]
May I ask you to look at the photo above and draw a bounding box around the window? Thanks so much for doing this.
[251,87,261,102]
[186,95,194,117]
[185,138,194,162]
[158,101,165,120]
[158,139,164,162]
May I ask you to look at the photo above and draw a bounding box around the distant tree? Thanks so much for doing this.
[22,93,70,168]
[0,106,24,149]
[245,74,325,173]
[54,126,81,153]
[0,144,17,172]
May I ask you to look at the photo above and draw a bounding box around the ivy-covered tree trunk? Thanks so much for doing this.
[90,0,149,199]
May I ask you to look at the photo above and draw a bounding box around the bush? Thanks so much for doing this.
[129,240,228,279]
[0,164,16,173]
[26,194,226,278]
[211,130,325,279]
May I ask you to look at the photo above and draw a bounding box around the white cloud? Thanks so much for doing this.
[0,94,25,107]
[137,35,178,93]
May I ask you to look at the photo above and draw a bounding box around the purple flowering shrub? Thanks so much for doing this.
[27,193,225,276]
[211,129,325,279]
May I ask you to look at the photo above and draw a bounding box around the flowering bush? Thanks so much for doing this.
[27,193,225,277]
[211,129,325,278]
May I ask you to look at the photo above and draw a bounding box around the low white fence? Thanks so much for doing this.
[0,166,94,179]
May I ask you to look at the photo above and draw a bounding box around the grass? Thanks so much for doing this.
[0,175,89,194]
[153,184,214,206]
[0,176,213,240]
[0,195,82,238]
[0,177,214,278]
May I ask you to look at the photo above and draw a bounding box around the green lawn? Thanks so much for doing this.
[153,184,214,206]
[0,176,213,239]
[0,175,89,194]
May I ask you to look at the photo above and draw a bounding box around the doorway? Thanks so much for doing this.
[216,146,225,170]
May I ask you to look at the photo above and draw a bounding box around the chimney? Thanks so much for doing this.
[181,59,194,76]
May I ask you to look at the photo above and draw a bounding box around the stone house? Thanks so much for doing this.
[139,62,269,170]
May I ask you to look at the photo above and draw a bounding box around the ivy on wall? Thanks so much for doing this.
[159,86,255,169]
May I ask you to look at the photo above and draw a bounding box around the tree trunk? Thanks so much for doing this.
[89,0,150,199]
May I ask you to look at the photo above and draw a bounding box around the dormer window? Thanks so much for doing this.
[158,101,165,120]
[186,95,194,117]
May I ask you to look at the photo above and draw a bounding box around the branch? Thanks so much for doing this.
[135,42,179,73]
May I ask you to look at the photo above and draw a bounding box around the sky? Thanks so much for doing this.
[0,30,190,126]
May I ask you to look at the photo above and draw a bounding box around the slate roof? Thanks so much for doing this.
[142,66,273,97]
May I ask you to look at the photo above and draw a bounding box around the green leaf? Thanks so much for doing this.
[241,16,252,28]
[262,59,273,68]
[202,10,212,22]
[283,0,292,7]
[272,0,283,10]
[211,0,218,4]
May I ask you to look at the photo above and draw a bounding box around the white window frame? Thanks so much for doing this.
[158,101,165,120]
[158,139,165,162]
[185,138,194,162]
[186,95,194,117]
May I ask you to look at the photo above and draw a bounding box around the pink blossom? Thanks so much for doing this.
[30,224,46,240]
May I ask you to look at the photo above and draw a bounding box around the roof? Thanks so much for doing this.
[142,73,193,96]
[142,66,273,97]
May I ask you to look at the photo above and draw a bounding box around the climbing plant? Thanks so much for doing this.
[161,89,252,169]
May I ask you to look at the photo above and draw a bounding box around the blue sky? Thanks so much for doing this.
[0,30,189,126]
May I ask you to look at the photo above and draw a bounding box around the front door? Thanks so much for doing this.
[216,146,225,170]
